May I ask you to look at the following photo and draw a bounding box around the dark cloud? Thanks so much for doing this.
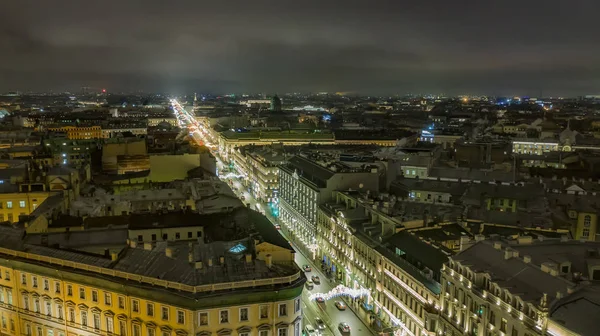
[0,0,598,95]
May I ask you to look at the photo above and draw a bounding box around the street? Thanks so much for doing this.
[171,99,376,336]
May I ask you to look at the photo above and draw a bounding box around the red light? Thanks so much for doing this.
[102,89,106,93]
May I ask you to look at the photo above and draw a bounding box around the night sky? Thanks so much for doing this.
[1,0,599,96]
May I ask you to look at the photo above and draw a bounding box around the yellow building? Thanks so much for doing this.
[570,210,597,241]
[0,211,304,336]
[0,188,55,223]
[47,126,103,140]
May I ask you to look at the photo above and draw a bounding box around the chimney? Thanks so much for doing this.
[517,236,533,245]
[144,243,152,251]
[110,252,118,261]
[556,291,563,300]
[188,252,194,263]
[523,255,532,263]
[245,254,252,263]
[130,240,137,248]
[560,235,569,242]
[165,247,173,258]
[208,258,213,267]
[567,286,575,294]
[493,242,502,250]
[219,256,225,265]
[541,262,558,276]
[475,234,485,242]
[195,261,203,270]
[265,254,273,268]
[504,248,516,260]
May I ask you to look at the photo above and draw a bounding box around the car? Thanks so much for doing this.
[303,264,312,272]
[304,324,318,336]
[305,280,314,290]
[311,275,320,284]
[335,301,347,310]
[316,296,325,303]
[314,317,326,330]
[338,322,351,333]
[274,224,281,230]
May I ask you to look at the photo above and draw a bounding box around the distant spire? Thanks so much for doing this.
[194,93,197,102]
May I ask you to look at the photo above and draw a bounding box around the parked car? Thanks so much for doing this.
[338,322,351,333]
[305,280,314,290]
[274,224,281,230]
[304,324,318,336]
[311,275,320,284]
[314,317,326,330]
[303,264,312,272]
[316,296,325,303]
[335,301,347,310]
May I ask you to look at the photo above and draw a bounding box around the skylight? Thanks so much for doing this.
[228,243,246,254]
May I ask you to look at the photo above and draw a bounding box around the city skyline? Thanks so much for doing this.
[1,1,599,96]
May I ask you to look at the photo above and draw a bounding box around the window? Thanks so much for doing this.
[198,312,208,326]
[147,303,154,317]
[132,300,139,313]
[21,274,26,285]
[92,290,98,302]
[278,328,288,336]
[104,292,112,306]
[118,296,125,309]
[6,291,11,305]
[151,234,157,241]
[162,332,170,336]
[583,228,590,238]
[220,310,229,323]
[197,231,202,237]
[19,201,25,208]
[119,320,126,336]
[260,305,268,319]
[279,303,287,316]
[67,285,73,296]
[37,327,42,336]
[177,310,185,324]
[33,298,39,312]
[1,316,5,329]
[21,292,29,310]
[584,215,592,227]
[45,301,52,316]
[133,324,140,336]
[32,276,38,288]
[175,232,180,239]
[240,307,249,321]
[259,331,269,336]
[512,326,519,336]
[81,311,88,326]
[93,313,101,329]
[500,318,507,332]
[43,279,49,290]
[162,306,169,320]
[69,308,75,322]
[4,271,9,281]
[79,287,86,300]
[187,232,192,238]
[294,298,301,313]
[137,235,143,242]
[55,282,61,293]
[106,317,114,333]
[25,323,30,336]
[6,201,12,209]
[148,328,155,336]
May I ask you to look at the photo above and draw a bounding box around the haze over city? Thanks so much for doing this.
[1,0,599,96]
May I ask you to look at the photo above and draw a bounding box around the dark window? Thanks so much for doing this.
[187,232,192,238]
[162,234,168,240]
[137,235,143,242]
[197,231,202,238]
[151,234,157,241]
[176,233,180,239]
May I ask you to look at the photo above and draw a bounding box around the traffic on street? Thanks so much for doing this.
[170,99,376,336]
